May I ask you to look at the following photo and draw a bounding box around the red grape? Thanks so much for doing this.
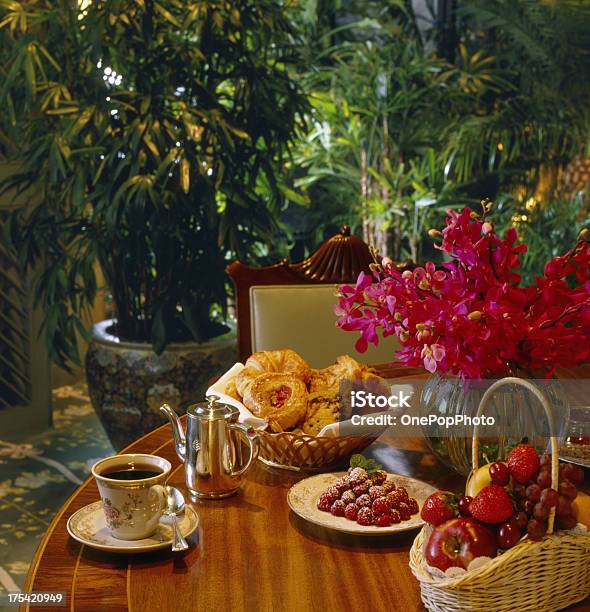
[489,462,510,486]
[539,488,559,508]
[525,484,542,503]
[513,483,527,499]
[515,511,528,530]
[540,453,552,466]
[523,500,534,514]
[498,522,521,548]
[567,464,584,486]
[533,502,549,520]
[558,480,578,501]
[557,514,577,530]
[556,495,573,518]
[559,463,583,486]
[458,495,473,517]
[526,519,547,541]
[536,468,552,489]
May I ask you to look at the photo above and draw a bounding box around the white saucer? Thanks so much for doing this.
[67,501,199,553]
[288,472,435,536]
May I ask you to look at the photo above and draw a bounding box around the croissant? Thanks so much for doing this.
[236,349,311,396]
[309,355,377,392]
[242,373,308,432]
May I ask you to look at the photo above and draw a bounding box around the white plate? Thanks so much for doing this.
[67,501,199,553]
[287,472,436,535]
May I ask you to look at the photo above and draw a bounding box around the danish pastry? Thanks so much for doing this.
[242,373,308,432]
[226,349,387,436]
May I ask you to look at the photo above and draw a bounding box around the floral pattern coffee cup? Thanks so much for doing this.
[91,454,171,540]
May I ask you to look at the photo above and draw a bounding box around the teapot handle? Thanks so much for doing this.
[227,422,259,477]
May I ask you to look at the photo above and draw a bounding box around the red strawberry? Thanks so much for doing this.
[420,491,460,526]
[507,444,540,484]
[330,500,346,516]
[469,485,515,524]
[390,509,401,523]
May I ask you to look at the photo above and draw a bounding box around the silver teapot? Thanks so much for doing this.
[160,395,259,500]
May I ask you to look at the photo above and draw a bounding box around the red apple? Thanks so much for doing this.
[425,517,498,571]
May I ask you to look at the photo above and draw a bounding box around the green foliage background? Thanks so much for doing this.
[1,0,590,368]
[285,0,590,264]
[0,0,309,367]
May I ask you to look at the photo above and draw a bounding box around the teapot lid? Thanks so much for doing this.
[187,394,239,420]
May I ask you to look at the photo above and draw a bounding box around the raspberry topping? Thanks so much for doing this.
[344,503,359,521]
[369,485,386,500]
[374,513,393,527]
[352,482,370,496]
[330,500,346,516]
[398,502,411,521]
[341,490,356,505]
[372,496,391,515]
[324,486,340,503]
[356,507,375,526]
[317,493,332,512]
[356,494,372,508]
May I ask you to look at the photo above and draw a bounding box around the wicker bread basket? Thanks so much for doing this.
[409,377,590,612]
[212,365,387,471]
[256,429,381,471]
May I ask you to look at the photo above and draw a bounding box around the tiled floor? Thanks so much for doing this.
[0,385,113,598]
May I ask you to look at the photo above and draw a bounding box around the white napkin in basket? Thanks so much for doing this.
[206,363,267,430]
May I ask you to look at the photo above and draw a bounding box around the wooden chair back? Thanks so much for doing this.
[227,225,412,362]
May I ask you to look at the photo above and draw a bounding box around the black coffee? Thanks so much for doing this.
[102,467,161,480]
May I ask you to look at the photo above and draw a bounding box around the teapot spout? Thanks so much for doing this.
[160,403,186,462]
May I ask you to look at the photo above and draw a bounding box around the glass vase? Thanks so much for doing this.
[419,373,570,475]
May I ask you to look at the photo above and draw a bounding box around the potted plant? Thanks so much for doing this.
[0,1,308,448]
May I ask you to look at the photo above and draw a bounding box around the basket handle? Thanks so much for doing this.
[471,377,559,534]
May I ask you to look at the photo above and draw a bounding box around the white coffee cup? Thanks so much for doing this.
[91,454,171,540]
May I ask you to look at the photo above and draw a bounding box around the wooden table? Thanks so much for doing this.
[23,366,590,612]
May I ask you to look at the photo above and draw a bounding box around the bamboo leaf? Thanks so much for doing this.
[180,157,190,194]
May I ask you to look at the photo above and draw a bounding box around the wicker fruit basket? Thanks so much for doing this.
[257,429,380,471]
[409,377,590,612]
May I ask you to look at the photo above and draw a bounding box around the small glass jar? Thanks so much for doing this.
[561,405,590,465]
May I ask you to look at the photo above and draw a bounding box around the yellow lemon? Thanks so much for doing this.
[465,464,492,497]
